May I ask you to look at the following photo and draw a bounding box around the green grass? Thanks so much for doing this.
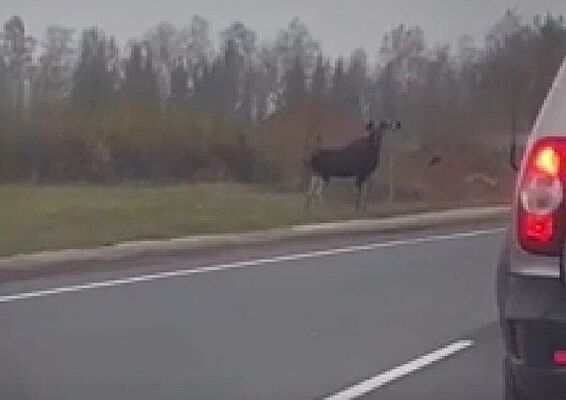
[0,183,348,256]
[0,183,501,257]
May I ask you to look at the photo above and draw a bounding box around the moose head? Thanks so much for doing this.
[365,119,402,148]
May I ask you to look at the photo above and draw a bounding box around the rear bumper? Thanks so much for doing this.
[511,358,566,399]
[501,276,566,399]
[501,275,566,321]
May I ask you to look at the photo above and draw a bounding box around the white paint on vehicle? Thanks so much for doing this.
[0,228,503,305]
[324,340,475,400]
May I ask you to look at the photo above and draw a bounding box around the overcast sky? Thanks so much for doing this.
[2,0,566,58]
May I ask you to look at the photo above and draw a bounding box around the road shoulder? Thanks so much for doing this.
[0,206,508,281]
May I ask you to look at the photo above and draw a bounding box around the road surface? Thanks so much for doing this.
[0,223,504,400]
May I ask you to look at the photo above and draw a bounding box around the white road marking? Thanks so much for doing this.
[324,340,475,400]
[0,228,503,305]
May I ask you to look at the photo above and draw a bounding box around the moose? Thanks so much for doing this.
[305,120,401,211]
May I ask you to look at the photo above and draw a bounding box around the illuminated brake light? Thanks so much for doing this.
[554,351,566,366]
[534,146,560,176]
[518,138,566,252]
[524,214,554,242]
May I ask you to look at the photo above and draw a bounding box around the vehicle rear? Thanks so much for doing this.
[499,55,566,400]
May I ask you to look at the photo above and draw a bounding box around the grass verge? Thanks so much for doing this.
[0,183,503,257]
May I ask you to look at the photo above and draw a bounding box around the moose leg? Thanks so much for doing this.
[355,178,369,212]
[306,174,319,210]
[355,179,363,211]
[316,176,326,203]
[360,180,368,212]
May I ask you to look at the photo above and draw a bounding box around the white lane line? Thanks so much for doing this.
[0,228,503,305]
[324,340,475,400]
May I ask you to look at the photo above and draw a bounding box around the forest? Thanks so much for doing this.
[0,10,565,194]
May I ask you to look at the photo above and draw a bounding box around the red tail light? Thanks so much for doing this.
[524,214,554,242]
[534,146,560,176]
[554,350,566,366]
[518,138,566,254]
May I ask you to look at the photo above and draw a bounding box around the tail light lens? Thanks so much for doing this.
[518,138,566,255]
[554,350,566,366]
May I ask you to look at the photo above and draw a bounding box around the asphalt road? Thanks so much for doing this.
[0,223,505,400]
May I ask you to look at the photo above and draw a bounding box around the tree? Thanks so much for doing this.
[0,51,9,112]
[221,22,256,66]
[330,57,345,106]
[529,13,566,121]
[1,16,36,111]
[481,11,535,134]
[331,51,368,114]
[170,60,188,101]
[123,42,158,106]
[36,25,75,103]
[275,18,320,71]
[253,45,281,120]
[177,15,213,71]
[486,8,523,51]
[455,35,481,98]
[419,45,457,140]
[375,25,426,120]
[145,22,177,67]
[220,22,257,122]
[173,15,213,105]
[144,22,178,103]
[311,54,327,99]
[379,24,425,91]
[72,28,114,111]
[275,18,320,105]
[2,16,36,76]
[284,55,306,104]
[344,48,369,115]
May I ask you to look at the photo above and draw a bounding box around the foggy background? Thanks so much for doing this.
[0,0,566,253]
[3,0,566,59]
